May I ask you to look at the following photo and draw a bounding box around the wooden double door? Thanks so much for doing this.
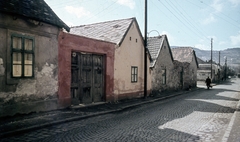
[71,52,104,104]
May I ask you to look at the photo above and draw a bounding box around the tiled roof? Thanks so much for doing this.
[147,35,164,67]
[171,47,194,63]
[70,18,135,45]
[0,0,70,32]
[197,57,207,64]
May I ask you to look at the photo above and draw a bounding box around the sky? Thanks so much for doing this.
[44,0,240,51]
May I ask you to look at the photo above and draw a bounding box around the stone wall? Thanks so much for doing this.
[182,57,198,90]
[151,40,175,95]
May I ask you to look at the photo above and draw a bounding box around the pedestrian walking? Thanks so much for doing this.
[205,76,212,89]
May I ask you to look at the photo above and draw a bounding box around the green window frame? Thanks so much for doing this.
[11,34,34,78]
[162,69,166,84]
[131,66,138,83]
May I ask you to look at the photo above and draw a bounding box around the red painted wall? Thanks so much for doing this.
[58,31,115,107]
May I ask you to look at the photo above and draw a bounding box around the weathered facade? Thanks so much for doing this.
[147,35,176,95]
[171,47,199,90]
[113,19,152,101]
[68,18,152,104]
[0,0,69,117]
[58,32,115,106]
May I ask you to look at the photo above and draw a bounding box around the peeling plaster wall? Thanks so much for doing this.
[0,12,60,117]
[15,63,58,97]
[0,63,57,103]
[173,60,198,91]
[58,32,115,106]
[151,40,175,95]
[186,56,198,88]
[172,61,186,90]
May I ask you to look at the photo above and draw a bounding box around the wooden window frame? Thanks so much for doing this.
[131,66,138,83]
[11,34,34,78]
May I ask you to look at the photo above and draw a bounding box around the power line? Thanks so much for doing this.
[166,0,209,40]
[200,0,240,26]
[186,0,240,29]
[170,0,209,40]
[47,0,94,9]
[149,0,188,35]
[157,0,209,41]
[81,0,119,24]
[47,0,119,25]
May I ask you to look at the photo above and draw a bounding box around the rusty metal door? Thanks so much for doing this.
[71,52,104,104]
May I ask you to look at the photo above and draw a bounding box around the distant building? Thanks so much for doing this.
[197,58,221,82]
[171,47,199,90]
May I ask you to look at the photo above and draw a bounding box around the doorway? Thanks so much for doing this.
[71,52,104,104]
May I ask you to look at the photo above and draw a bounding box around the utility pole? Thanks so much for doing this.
[219,51,220,65]
[144,0,147,98]
[211,38,213,79]
[218,51,220,82]
[225,57,227,80]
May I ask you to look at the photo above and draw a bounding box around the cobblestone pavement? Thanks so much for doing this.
[1,79,240,142]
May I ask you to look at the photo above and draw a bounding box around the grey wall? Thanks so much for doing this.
[0,12,60,117]
[151,40,175,95]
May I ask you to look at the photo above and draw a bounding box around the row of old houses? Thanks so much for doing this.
[0,0,198,117]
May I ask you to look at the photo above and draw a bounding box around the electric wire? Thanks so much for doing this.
[185,0,240,29]
[149,0,187,36]
[157,0,210,41]
[168,0,209,40]
[81,0,119,24]
[200,0,240,28]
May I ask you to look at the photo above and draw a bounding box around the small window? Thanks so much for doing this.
[131,66,138,82]
[11,34,34,78]
[136,39,137,43]
[130,37,131,41]
[162,69,166,84]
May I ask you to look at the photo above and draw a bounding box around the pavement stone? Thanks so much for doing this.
[0,89,197,138]
[0,80,239,142]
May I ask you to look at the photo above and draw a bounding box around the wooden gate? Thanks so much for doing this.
[71,52,104,104]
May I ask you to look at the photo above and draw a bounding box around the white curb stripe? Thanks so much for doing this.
[222,100,240,142]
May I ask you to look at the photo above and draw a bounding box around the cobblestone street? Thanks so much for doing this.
[1,79,240,142]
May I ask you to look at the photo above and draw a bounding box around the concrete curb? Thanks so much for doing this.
[0,87,203,138]
[221,100,240,142]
